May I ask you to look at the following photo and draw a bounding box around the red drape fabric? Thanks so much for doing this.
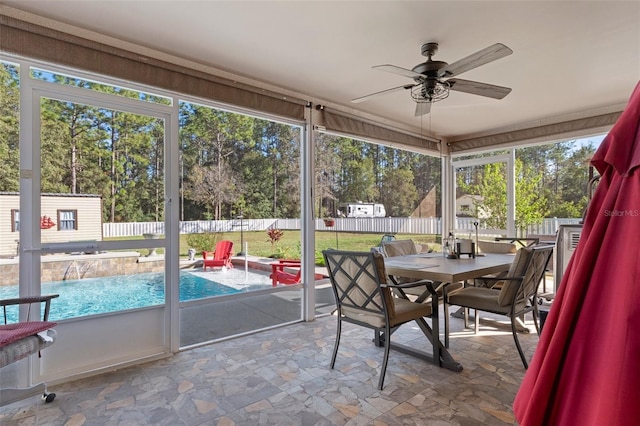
[514,81,640,425]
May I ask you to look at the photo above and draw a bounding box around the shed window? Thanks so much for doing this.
[58,210,78,230]
[11,209,19,232]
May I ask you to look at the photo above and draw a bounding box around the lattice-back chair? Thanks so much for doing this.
[444,244,554,368]
[322,249,437,389]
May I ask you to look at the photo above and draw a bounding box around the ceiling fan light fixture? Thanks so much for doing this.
[411,80,450,103]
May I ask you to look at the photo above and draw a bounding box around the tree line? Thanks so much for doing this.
[0,62,596,225]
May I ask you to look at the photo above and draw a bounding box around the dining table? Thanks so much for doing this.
[382,252,515,372]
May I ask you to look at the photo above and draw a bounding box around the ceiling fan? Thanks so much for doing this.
[351,42,513,116]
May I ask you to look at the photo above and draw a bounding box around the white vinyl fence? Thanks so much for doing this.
[103,217,581,238]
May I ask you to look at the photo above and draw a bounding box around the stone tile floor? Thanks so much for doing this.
[1,312,539,425]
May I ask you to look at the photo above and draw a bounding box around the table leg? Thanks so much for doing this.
[375,283,463,373]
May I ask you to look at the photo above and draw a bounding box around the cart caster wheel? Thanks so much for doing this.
[43,392,56,403]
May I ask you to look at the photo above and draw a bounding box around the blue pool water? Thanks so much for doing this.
[0,269,271,321]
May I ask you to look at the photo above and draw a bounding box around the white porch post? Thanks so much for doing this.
[506,148,516,237]
[441,148,455,242]
[302,103,316,321]
[19,64,40,301]
[167,101,181,352]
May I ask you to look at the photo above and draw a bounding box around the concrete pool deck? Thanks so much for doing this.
[181,254,330,279]
[179,254,335,347]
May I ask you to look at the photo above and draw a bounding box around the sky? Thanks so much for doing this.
[574,134,605,151]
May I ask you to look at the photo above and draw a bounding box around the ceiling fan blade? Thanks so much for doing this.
[351,83,415,103]
[447,78,512,99]
[439,43,513,77]
[414,102,431,116]
[373,64,424,80]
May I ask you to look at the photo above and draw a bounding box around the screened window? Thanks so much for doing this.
[57,210,77,230]
[31,68,173,106]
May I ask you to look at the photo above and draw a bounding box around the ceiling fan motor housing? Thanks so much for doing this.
[411,61,448,80]
[421,42,439,57]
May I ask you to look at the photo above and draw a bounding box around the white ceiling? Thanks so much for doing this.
[2,1,639,143]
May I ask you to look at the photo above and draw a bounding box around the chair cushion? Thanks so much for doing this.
[0,329,57,368]
[371,251,395,318]
[521,246,553,296]
[497,247,533,306]
[448,287,511,314]
[381,240,417,257]
[0,321,57,347]
[381,240,419,284]
[341,305,386,328]
[332,252,395,319]
[477,240,517,254]
[337,252,393,326]
[390,298,432,327]
[342,297,432,328]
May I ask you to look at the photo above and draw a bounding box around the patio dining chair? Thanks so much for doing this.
[444,244,554,368]
[322,249,438,390]
[381,238,417,258]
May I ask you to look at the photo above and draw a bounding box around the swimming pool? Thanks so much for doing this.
[0,269,272,321]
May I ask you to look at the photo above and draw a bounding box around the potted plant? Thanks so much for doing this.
[323,218,335,227]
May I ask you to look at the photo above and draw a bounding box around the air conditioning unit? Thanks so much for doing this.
[553,224,583,292]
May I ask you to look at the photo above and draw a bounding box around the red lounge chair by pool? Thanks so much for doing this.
[202,240,234,271]
[270,260,325,286]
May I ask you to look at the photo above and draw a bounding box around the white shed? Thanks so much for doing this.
[0,193,103,257]
[456,194,490,219]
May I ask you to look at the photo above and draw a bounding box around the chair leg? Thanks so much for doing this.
[463,307,469,328]
[330,316,342,369]
[532,305,541,336]
[515,316,529,332]
[511,315,528,368]
[373,329,383,346]
[444,302,450,348]
[474,309,479,334]
[378,324,391,390]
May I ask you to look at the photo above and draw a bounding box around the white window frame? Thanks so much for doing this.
[450,151,516,237]
[57,209,77,231]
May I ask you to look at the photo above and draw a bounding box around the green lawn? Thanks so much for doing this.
[189,230,439,260]
[111,231,439,262]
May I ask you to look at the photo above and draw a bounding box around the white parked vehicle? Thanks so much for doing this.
[338,202,386,218]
